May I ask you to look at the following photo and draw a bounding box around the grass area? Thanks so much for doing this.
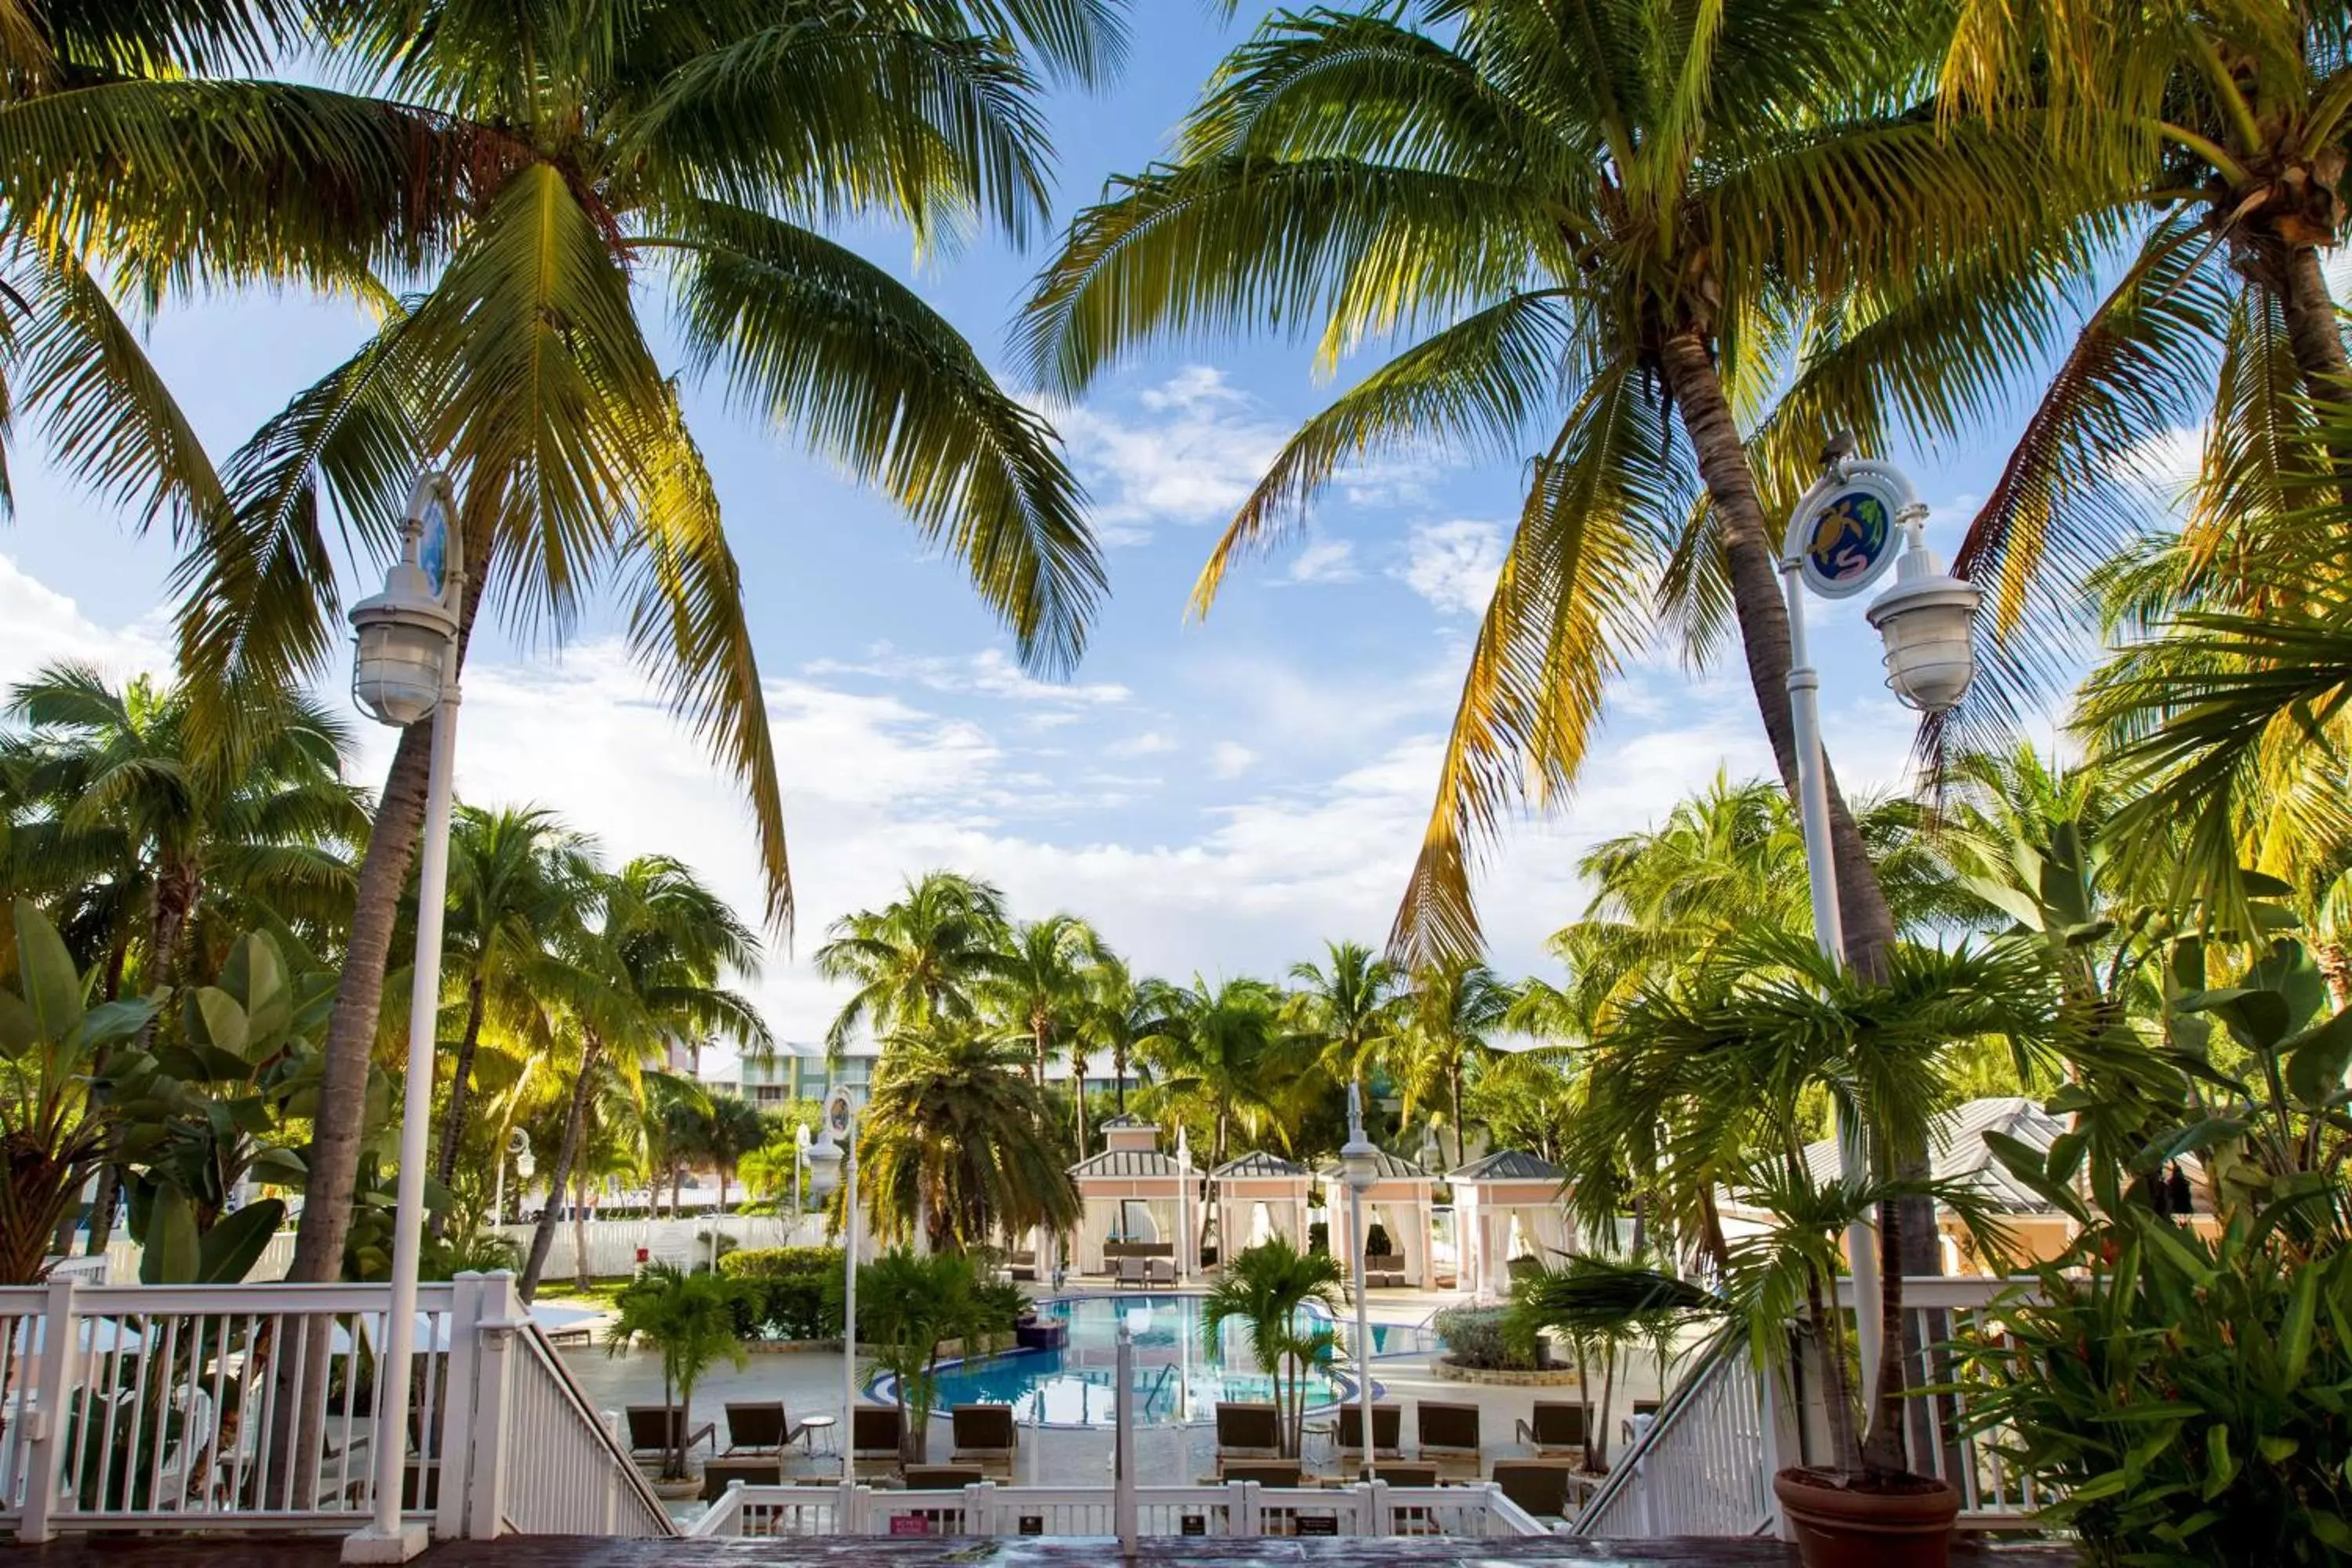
[532,1278,638,1309]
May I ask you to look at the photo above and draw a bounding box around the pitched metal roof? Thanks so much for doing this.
[1098,1112,1153,1129]
[1314,1149,1434,1181]
[1447,1149,1564,1182]
[1797,1096,2067,1213]
[1212,1151,1309,1178]
[1068,1148,1196,1179]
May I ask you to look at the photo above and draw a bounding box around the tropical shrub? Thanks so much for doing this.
[858,1249,993,1457]
[1202,1236,1343,1457]
[605,1264,750,1479]
[718,1247,846,1340]
[1432,1306,1540,1371]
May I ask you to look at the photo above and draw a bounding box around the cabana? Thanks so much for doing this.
[1210,1152,1312,1265]
[1449,1149,1573,1300]
[1316,1149,1439,1288]
[1068,1115,1202,1277]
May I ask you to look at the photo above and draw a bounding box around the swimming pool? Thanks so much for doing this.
[888,1294,1425,1428]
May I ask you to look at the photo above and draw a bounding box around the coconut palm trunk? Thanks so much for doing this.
[434,975,488,1185]
[2278,244,2352,390]
[524,1032,602,1301]
[1655,331,1900,981]
[290,564,489,1286]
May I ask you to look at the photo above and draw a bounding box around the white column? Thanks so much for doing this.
[348,689,460,1565]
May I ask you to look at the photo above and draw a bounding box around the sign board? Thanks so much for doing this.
[1793,470,1906,599]
[1179,1515,1207,1536]
[1294,1513,1340,1537]
[1018,1516,1045,1536]
[888,1514,933,1537]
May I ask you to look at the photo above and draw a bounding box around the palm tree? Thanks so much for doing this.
[1079,947,1153,1118]
[857,1019,1080,1250]
[1287,939,1403,1091]
[1132,975,1295,1166]
[1396,960,1515,1171]
[1,663,365,985]
[604,1263,748,1480]
[430,804,597,1200]
[702,1094,768,1214]
[1876,5,2352,764]
[1200,1236,1344,1458]
[521,855,770,1299]
[978,911,1101,1142]
[16,0,1118,1287]
[1021,0,2035,973]
[1553,774,1984,1029]
[815,870,1011,1058]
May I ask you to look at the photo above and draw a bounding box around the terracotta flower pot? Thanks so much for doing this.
[1773,1467,1959,1568]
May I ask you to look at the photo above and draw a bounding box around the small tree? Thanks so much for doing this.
[858,1248,993,1460]
[604,1264,747,1479]
[1201,1236,1344,1457]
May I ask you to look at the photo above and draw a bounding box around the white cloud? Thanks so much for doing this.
[1055,366,1290,540]
[804,644,1130,706]
[1284,536,1359,585]
[1105,730,1178,759]
[1210,741,1256,779]
[0,555,173,688]
[1394,519,1505,615]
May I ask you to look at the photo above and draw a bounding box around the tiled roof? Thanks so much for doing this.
[1447,1149,1564,1182]
[1069,1148,1196,1179]
[1211,1151,1309,1178]
[1798,1096,2071,1214]
[1314,1149,1434,1181]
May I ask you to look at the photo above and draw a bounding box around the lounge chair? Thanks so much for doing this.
[1115,1254,1148,1289]
[852,1405,906,1472]
[1417,1401,1482,1475]
[1145,1257,1176,1287]
[1491,1458,1584,1522]
[701,1455,782,1502]
[1008,1250,1039,1283]
[1337,1403,1404,1461]
[949,1404,1018,1475]
[1219,1460,1304,1486]
[723,1401,803,1456]
[1214,1401,1281,1464]
[1514,1401,1591,1459]
[1375,1461,1440,1486]
[1363,1253,1408,1289]
[902,1465,984,1490]
[625,1405,715,1465]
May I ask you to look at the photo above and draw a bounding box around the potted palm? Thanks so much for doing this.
[1201,1236,1344,1457]
[1543,933,2053,1567]
[605,1264,748,1495]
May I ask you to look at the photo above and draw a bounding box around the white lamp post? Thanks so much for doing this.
[492,1127,532,1225]
[514,1144,535,1224]
[344,472,464,1566]
[792,1122,810,1228]
[1339,1083,1381,1482]
[1778,440,1981,1396]
[804,1086,862,1475]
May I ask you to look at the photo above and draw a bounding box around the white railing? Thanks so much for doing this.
[1571,1275,2053,1539]
[1572,1332,1773,1539]
[690,1480,1550,1540]
[1,1271,673,1542]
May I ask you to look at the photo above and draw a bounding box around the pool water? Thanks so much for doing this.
[909,1294,1379,1428]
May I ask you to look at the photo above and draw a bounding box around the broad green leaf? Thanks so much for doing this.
[2310,1512,2352,1550]
[13,898,85,1044]
[193,988,252,1057]
[0,988,38,1058]
[248,1148,308,1188]
[140,1189,200,1285]
[2281,1268,2319,1385]
[2255,1435,2299,1464]
[2284,1008,2352,1108]
[75,996,161,1049]
[196,1200,286,1284]
[2201,1424,2236,1500]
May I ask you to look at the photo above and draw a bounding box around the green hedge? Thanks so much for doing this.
[717,1247,844,1340]
[1432,1305,1541,1370]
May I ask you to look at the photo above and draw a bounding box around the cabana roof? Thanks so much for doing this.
[1314,1149,1434,1182]
[1069,1147,1198,1179]
[1793,1097,2100,1215]
[1213,1151,1309,1178]
[1448,1149,1563,1182]
[1098,1112,1152,1130]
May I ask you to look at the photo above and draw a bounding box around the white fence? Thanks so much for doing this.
[0,1272,672,1541]
[80,1213,826,1289]
[691,1479,1550,1541]
[1571,1275,2049,1539]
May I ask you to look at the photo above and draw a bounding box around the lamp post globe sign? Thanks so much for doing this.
[805,1085,862,1475]
[1339,1083,1381,1481]
[344,471,466,1565]
[1776,441,1981,1403]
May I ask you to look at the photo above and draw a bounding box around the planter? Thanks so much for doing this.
[645,1473,703,1501]
[1429,1356,1583,1387]
[1773,1468,1958,1568]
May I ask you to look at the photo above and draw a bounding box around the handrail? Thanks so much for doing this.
[500,1318,674,1537]
[1570,1326,1758,1535]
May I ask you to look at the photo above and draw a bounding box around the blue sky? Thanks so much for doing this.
[0,5,2082,1053]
